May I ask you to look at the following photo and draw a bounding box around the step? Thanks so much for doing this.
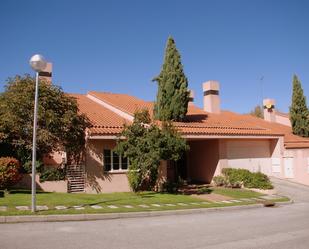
[69,186,85,189]
[69,190,84,193]
[69,181,85,185]
[69,187,85,190]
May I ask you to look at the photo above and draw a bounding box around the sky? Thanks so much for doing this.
[0,0,308,113]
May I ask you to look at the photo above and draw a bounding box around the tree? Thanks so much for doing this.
[115,109,188,192]
[153,36,190,121]
[289,74,309,137]
[0,157,22,189]
[0,75,90,165]
[249,105,264,118]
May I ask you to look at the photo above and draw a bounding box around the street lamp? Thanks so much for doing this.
[29,54,47,212]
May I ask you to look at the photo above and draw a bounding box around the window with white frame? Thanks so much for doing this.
[103,149,128,172]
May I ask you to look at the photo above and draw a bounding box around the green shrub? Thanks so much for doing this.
[212,175,226,187]
[219,168,273,190]
[196,187,212,194]
[127,170,143,192]
[22,160,44,174]
[40,167,65,182]
[245,172,273,189]
[0,157,22,189]
[161,180,180,193]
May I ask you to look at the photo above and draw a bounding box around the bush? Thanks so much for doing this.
[196,187,212,194]
[127,170,143,192]
[161,180,180,193]
[219,168,273,189]
[40,167,65,182]
[0,157,22,189]
[245,172,273,189]
[22,160,44,174]
[212,175,226,187]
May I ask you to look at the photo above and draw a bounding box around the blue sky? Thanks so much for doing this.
[1,0,308,113]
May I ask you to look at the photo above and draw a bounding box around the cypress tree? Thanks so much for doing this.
[153,36,190,121]
[289,74,309,137]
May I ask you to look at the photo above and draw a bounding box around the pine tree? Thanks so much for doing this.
[250,105,264,118]
[153,36,190,121]
[289,74,309,137]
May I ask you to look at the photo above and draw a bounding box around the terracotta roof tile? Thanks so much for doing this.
[88,91,153,116]
[69,94,129,136]
[72,91,309,148]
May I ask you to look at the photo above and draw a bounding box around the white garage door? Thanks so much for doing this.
[227,140,271,174]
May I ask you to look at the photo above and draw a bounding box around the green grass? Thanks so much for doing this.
[0,188,289,216]
[211,187,264,198]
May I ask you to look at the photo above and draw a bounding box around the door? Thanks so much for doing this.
[284,157,294,178]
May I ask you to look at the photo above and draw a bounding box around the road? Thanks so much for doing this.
[1,178,309,249]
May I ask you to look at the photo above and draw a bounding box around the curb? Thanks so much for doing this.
[0,201,292,224]
[274,200,294,206]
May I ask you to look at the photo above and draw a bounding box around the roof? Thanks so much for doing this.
[70,91,309,148]
[69,94,130,135]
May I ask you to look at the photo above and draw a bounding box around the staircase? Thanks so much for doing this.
[67,165,85,193]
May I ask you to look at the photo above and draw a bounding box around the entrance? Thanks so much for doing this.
[166,153,188,182]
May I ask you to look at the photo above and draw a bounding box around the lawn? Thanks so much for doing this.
[0,188,288,216]
[211,187,263,198]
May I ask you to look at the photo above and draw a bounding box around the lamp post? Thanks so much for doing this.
[29,54,47,212]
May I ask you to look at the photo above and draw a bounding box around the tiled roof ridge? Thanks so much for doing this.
[275,111,289,118]
[92,125,124,128]
[88,91,148,116]
[174,124,269,131]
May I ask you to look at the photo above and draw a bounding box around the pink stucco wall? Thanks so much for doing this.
[15,174,68,193]
[85,139,130,193]
[43,151,63,166]
[284,148,309,185]
[275,114,291,127]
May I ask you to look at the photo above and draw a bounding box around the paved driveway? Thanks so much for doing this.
[271,177,309,203]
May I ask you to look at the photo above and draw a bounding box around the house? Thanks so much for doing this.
[41,80,305,193]
[16,66,308,193]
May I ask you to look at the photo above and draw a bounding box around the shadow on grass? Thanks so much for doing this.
[8,189,51,195]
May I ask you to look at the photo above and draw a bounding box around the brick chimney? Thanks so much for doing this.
[203,81,220,113]
[263,98,276,122]
[39,62,52,84]
[188,89,195,106]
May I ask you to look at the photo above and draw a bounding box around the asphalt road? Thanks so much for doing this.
[1,178,309,249]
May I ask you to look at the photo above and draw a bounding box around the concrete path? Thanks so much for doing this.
[271,177,309,203]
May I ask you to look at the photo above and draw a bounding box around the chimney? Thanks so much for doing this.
[39,62,52,84]
[203,80,220,113]
[188,90,195,106]
[263,98,276,122]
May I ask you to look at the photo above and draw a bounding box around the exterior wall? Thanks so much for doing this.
[225,139,272,175]
[269,137,285,178]
[85,139,130,193]
[275,113,291,127]
[15,174,68,193]
[283,148,309,186]
[187,139,219,183]
[43,151,63,166]
[213,139,282,177]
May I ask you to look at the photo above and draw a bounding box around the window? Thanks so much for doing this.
[103,149,129,172]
